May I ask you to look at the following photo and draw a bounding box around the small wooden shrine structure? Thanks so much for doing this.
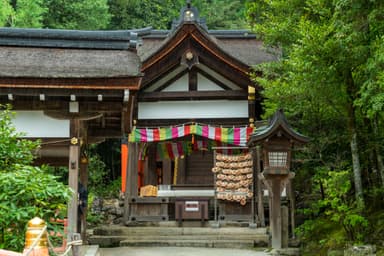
[248,110,309,248]
[123,3,278,225]
[0,27,149,239]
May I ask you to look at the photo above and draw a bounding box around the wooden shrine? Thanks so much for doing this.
[0,27,149,240]
[123,3,278,225]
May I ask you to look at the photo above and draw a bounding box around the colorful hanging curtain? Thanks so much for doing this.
[129,123,254,146]
[156,141,191,160]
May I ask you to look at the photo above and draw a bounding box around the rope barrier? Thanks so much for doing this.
[47,234,82,256]
[23,222,82,256]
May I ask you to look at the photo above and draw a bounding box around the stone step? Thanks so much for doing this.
[88,235,127,248]
[119,239,264,249]
[88,234,269,248]
[93,226,268,236]
[89,225,270,249]
[79,245,101,256]
[90,234,268,241]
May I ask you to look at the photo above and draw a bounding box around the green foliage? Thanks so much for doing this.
[0,0,46,27]
[87,153,108,195]
[297,217,346,255]
[296,169,368,253]
[0,0,14,26]
[194,0,248,29]
[86,192,104,226]
[0,104,71,251]
[108,0,181,29]
[0,166,71,250]
[42,0,111,29]
[247,0,384,222]
[107,0,248,30]
[12,0,47,27]
[87,153,121,197]
[0,105,40,171]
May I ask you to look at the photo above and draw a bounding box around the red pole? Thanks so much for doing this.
[121,142,128,193]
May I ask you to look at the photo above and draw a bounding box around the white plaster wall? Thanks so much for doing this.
[138,100,248,119]
[162,75,189,92]
[12,111,70,138]
[197,74,225,91]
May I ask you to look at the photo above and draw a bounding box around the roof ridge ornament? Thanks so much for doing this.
[172,1,208,31]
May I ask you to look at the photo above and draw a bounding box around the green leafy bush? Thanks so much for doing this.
[0,104,71,251]
[297,169,369,254]
[0,165,71,250]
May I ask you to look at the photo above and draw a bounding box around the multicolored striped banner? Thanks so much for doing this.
[156,141,192,160]
[129,124,254,146]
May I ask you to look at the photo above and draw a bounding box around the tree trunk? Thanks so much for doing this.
[350,131,364,206]
[371,117,384,187]
[346,71,364,207]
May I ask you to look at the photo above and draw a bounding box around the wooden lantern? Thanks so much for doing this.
[248,109,309,249]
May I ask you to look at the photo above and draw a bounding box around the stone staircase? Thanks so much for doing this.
[88,222,269,249]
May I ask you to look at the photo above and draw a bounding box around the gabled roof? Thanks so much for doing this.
[138,3,278,91]
[139,22,269,91]
[0,27,149,79]
[248,109,310,146]
[138,29,278,67]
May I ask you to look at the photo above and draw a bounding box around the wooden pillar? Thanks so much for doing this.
[124,142,138,224]
[162,159,172,185]
[79,159,88,242]
[256,146,265,227]
[67,119,80,242]
[281,205,289,248]
[144,144,157,185]
[271,178,282,249]
[176,156,186,184]
[288,181,296,239]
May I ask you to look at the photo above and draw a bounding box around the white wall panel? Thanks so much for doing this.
[12,111,70,138]
[163,75,189,92]
[138,100,248,119]
[197,74,224,91]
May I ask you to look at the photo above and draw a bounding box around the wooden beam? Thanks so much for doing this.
[0,88,125,97]
[142,60,180,87]
[88,127,123,138]
[138,90,247,102]
[136,118,249,127]
[0,77,142,90]
[189,68,197,91]
[5,100,124,112]
[198,56,251,89]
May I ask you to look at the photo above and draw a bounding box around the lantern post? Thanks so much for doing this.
[248,110,308,249]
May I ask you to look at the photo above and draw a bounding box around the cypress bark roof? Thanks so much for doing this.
[0,27,149,78]
[0,46,141,78]
[138,28,279,66]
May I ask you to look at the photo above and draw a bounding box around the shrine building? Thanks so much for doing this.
[124,4,278,224]
[0,2,281,239]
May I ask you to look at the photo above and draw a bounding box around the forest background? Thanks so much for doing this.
[0,0,383,255]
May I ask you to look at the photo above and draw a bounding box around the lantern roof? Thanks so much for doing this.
[248,109,309,146]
